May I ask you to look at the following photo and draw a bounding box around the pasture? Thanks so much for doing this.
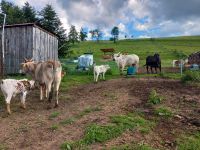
[0,37,200,150]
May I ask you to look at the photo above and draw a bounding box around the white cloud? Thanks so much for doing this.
[138,35,151,38]
[135,23,149,31]
[8,0,200,38]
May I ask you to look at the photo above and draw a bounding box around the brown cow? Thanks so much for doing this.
[20,59,62,107]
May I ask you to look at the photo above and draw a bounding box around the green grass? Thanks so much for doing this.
[154,106,173,118]
[49,111,60,119]
[60,113,155,149]
[177,132,200,150]
[59,37,200,85]
[0,143,8,150]
[60,117,76,125]
[76,107,102,119]
[68,37,200,67]
[50,124,59,131]
[0,95,4,106]
[60,106,101,126]
[110,142,156,150]
[148,89,164,105]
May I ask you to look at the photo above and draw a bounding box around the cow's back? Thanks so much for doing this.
[124,54,139,65]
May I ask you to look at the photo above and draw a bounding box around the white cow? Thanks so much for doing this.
[113,52,139,75]
[93,64,110,82]
[0,79,35,114]
[172,59,188,67]
[20,59,62,108]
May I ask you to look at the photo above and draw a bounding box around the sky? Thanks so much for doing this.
[6,0,200,39]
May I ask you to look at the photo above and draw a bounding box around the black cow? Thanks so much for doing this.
[145,53,161,73]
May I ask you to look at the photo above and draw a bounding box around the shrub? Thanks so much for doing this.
[50,125,59,131]
[148,89,164,105]
[154,106,173,118]
[181,70,200,83]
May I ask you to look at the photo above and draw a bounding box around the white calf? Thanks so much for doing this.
[94,64,110,82]
[0,79,35,114]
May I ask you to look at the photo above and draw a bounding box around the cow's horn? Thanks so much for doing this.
[24,58,28,62]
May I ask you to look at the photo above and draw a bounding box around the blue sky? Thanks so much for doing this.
[6,0,200,39]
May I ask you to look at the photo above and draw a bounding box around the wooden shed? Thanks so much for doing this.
[0,23,58,74]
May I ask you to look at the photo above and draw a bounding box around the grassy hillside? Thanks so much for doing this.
[69,36,200,67]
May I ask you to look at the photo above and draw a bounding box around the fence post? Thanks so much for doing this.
[180,59,183,76]
[1,13,6,78]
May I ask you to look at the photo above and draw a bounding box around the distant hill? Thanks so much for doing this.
[69,36,200,67]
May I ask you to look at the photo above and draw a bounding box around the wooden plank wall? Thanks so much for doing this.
[0,25,58,74]
[1,26,33,74]
[33,27,58,62]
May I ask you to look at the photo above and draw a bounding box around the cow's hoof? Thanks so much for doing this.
[20,105,26,109]
[54,103,58,108]
[47,105,52,110]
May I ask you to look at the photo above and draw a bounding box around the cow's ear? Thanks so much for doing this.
[117,52,121,56]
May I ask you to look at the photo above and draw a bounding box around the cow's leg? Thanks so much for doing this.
[136,63,139,73]
[155,67,157,74]
[96,73,99,82]
[103,72,105,80]
[121,65,125,75]
[150,67,153,74]
[20,92,27,109]
[146,66,149,74]
[5,95,12,114]
[159,65,161,73]
[101,73,103,80]
[54,80,61,108]
[47,82,53,102]
[40,85,43,101]
[42,84,47,99]
[93,72,96,82]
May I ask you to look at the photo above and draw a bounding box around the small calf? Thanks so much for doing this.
[93,64,110,82]
[0,79,35,114]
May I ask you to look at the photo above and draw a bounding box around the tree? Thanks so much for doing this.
[0,0,25,24]
[68,25,79,45]
[22,2,37,23]
[79,27,87,41]
[39,4,67,57]
[89,29,102,42]
[111,26,119,43]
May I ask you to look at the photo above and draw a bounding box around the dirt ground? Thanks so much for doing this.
[0,77,199,150]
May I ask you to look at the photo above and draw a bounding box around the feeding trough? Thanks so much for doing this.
[100,48,115,59]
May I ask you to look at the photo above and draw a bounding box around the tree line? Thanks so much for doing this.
[0,0,120,58]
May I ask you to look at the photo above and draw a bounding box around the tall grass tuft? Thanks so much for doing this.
[181,70,200,83]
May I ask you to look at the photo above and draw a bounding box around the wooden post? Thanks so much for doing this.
[1,13,6,78]
[180,59,183,76]
[0,13,6,78]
